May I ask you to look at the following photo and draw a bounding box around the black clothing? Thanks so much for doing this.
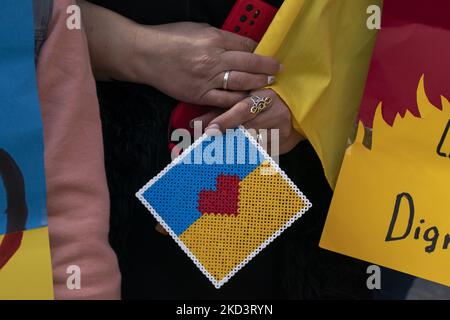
[90,0,283,27]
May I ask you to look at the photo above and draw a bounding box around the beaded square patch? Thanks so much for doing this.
[136,128,311,288]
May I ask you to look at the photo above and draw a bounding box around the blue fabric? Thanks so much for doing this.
[143,130,264,235]
[0,0,48,234]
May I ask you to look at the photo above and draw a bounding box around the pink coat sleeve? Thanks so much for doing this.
[37,0,121,299]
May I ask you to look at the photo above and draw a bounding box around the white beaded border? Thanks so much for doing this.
[136,126,312,289]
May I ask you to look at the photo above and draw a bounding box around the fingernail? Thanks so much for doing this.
[155,223,169,236]
[279,64,284,73]
[268,75,276,85]
[205,124,222,136]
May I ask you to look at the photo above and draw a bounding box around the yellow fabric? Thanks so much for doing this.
[180,161,305,281]
[256,0,382,187]
[0,227,54,300]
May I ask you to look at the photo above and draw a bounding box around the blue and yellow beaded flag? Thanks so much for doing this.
[137,128,311,288]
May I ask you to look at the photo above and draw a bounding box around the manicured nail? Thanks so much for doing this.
[205,124,221,136]
[155,223,169,236]
[268,75,276,85]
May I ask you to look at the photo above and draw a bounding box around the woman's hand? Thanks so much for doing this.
[196,89,304,155]
[132,23,282,108]
[79,1,281,108]
[154,90,302,236]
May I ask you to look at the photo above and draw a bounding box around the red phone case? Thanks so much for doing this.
[169,0,278,151]
[222,0,278,42]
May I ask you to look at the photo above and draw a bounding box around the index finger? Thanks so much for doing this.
[206,98,256,132]
[221,51,281,76]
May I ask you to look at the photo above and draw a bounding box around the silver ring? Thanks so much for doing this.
[223,71,231,90]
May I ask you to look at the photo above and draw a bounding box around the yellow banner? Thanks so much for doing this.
[321,77,450,287]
